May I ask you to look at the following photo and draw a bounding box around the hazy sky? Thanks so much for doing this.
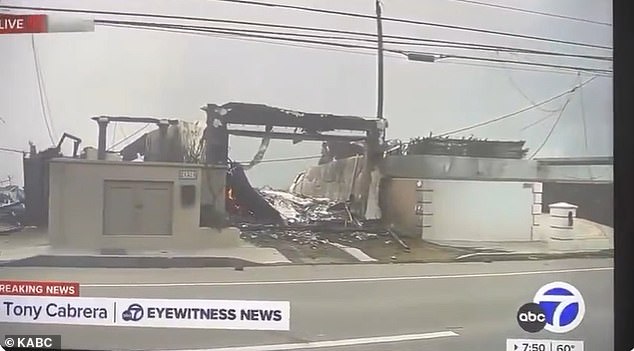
[0,0,612,188]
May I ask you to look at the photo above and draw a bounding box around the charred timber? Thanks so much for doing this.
[205,103,382,132]
[227,129,366,142]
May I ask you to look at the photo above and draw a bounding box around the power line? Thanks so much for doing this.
[519,111,558,131]
[96,19,612,62]
[102,23,385,57]
[440,61,612,77]
[210,0,612,49]
[529,96,573,159]
[0,147,27,154]
[577,73,589,151]
[438,53,611,74]
[101,23,613,77]
[449,0,612,27]
[1,5,612,62]
[30,35,55,145]
[436,76,597,137]
[238,154,322,164]
[108,123,152,151]
[507,76,561,113]
[97,21,612,74]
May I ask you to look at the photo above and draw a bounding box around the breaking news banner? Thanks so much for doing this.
[0,281,79,297]
[2,335,61,351]
[0,296,290,331]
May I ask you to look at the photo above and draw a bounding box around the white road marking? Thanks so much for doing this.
[81,266,612,288]
[329,242,377,262]
[167,331,459,351]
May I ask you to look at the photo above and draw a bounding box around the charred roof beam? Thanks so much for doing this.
[227,129,366,142]
[203,103,385,132]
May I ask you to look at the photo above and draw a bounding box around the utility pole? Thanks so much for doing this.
[375,0,384,120]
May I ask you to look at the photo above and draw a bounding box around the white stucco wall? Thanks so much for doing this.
[421,180,535,241]
[48,159,238,250]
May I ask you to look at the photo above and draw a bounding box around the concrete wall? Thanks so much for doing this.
[48,159,238,250]
[419,179,536,241]
[383,155,538,181]
[383,154,612,183]
[382,178,538,241]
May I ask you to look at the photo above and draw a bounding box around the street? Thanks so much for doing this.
[0,258,613,350]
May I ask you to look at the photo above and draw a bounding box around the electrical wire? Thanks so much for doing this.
[577,73,589,151]
[210,0,612,49]
[494,51,563,113]
[449,0,612,27]
[529,96,573,159]
[519,111,558,131]
[437,53,611,74]
[439,61,612,77]
[101,23,614,78]
[0,5,613,60]
[436,76,597,137]
[97,21,612,74]
[0,147,27,154]
[31,35,55,145]
[96,19,612,62]
[237,154,322,164]
[507,76,561,113]
[108,123,152,151]
[102,23,386,58]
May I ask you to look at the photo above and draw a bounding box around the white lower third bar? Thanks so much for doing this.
[506,338,584,351]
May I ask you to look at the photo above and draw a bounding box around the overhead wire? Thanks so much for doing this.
[103,23,611,78]
[436,76,597,137]
[439,61,611,77]
[108,123,152,151]
[0,5,613,61]
[577,73,590,151]
[0,147,27,154]
[95,19,612,62]
[529,96,573,159]
[97,21,612,74]
[101,23,384,57]
[507,77,562,113]
[210,0,612,49]
[449,0,612,27]
[494,51,562,113]
[30,34,55,145]
[519,111,559,131]
[237,154,322,164]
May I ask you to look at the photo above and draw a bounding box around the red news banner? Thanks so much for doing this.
[0,14,47,34]
[0,280,79,297]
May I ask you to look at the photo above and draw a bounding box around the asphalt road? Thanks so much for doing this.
[0,258,613,351]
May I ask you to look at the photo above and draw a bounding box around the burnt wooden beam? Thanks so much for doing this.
[207,103,382,132]
[91,116,179,125]
[227,129,366,142]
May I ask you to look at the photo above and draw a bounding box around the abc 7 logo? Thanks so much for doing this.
[122,303,144,322]
[517,282,585,334]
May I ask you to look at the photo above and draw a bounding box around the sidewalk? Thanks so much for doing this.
[0,228,290,266]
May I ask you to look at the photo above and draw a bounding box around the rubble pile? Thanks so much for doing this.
[236,187,387,248]
[0,185,25,233]
[257,188,349,224]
